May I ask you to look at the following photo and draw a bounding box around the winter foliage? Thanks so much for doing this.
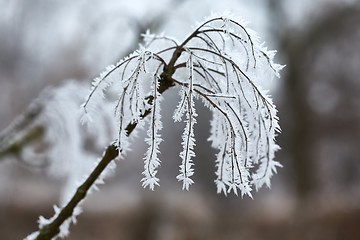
[82,14,284,197]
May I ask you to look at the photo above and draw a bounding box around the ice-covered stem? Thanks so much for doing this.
[34,144,119,240]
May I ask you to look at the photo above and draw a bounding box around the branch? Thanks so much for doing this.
[34,144,119,240]
[0,126,44,159]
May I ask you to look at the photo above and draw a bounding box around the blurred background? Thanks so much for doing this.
[1,0,360,239]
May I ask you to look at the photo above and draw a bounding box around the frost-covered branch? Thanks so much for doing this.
[25,13,283,239]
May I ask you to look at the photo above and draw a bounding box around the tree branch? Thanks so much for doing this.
[34,144,119,240]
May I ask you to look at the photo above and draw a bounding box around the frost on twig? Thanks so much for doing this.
[82,14,284,197]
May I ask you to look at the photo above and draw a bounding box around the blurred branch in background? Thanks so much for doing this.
[0,95,46,161]
[279,5,360,201]
[0,126,44,161]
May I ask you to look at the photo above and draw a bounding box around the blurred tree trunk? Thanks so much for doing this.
[279,6,360,201]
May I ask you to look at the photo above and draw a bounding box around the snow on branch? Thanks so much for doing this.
[82,14,284,197]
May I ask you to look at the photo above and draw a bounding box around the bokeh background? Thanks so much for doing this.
[1,0,360,239]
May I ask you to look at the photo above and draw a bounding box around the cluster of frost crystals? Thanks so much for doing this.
[141,75,163,190]
[82,14,284,197]
[175,53,197,190]
[25,204,82,240]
